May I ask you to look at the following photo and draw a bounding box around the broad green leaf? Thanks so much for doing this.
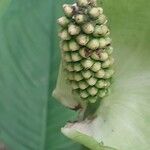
[0,0,11,18]
[54,0,150,150]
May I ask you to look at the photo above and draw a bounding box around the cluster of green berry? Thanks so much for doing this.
[58,0,114,103]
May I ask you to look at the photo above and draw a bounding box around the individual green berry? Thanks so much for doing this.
[77,0,89,7]
[93,25,109,37]
[57,16,70,27]
[100,52,109,61]
[81,70,93,79]
[102,57,114,68]
[96,14,107,24]
[90,0,97,6]
[64,52,72,62]
[105,37,112,45]
[59,29,71,40]
[95,80,105,88]
[98,89,107,98]
[104,80,111,87]
[99,38,107,48]
[80,90,89,99]
[98,7,103,14]
[86,77,97,86]
[68,24,81,35]
[101,59,111,68]
[71,52,82,62]
[105,46,113,55]
[87,96,97,103]
[81,59,94,69]
[90,62,101,72]
[69,40,80,51]
[95,69,105,78]
[78,81,89,90]
[87,39,100,50]
[74,62,83,72]
[87,87,98,96]
[71,81,79,90]
[79,47,87,58]
[74,14,87,24]
[82,23,94,34]
[68,72,74,80]
[74,72,83,81]
[104,69,114,79]
[93,25,102,37]
[61,41,69,52]
[91,51,100,60]
[65,63,74,72]
[76,34,89,46]
[63,4,74,18]
[88,7,101,19]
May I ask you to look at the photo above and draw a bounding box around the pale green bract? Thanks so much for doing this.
[0,0,149,150]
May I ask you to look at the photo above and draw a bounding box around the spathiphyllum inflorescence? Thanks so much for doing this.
[57,0,114,104]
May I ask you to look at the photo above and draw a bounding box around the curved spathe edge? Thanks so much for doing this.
[61,121,118,150]
[52,89,80,109]
[53,62,87,110]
